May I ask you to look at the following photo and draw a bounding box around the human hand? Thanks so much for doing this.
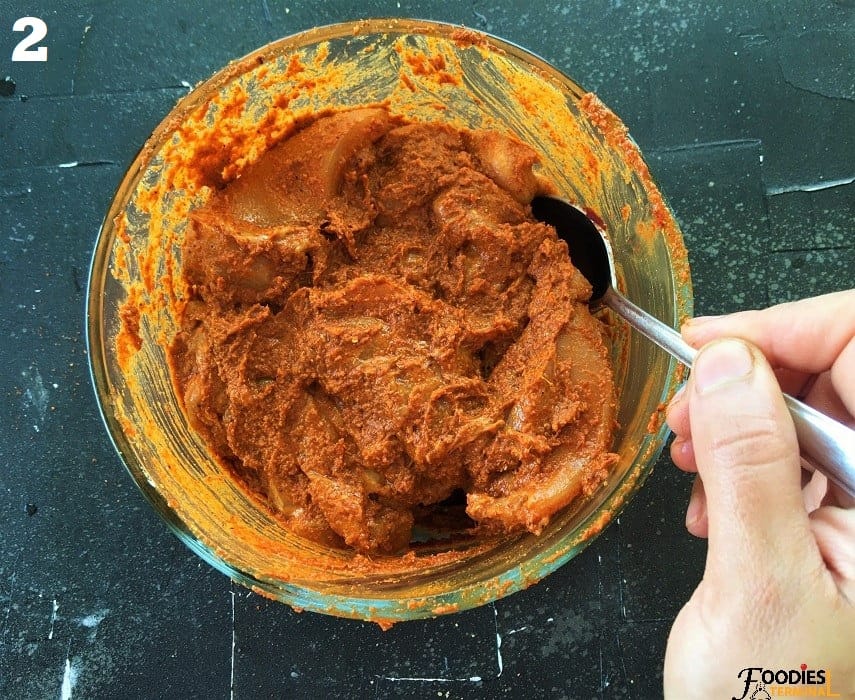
[663,290,855,699]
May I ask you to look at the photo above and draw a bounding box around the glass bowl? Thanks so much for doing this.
[87,18,692,625]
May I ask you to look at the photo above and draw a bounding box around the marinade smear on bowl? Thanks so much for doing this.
[169,106,618,554]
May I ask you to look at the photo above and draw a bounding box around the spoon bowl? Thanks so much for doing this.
[531,195,615,302]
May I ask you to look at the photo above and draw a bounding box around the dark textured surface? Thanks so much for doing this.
[1,2,852,698]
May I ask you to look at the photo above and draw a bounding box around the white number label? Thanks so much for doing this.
[12,17,48,62]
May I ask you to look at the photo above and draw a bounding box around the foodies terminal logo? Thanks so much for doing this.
[734,665,841,698]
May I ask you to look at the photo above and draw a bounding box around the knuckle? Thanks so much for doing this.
[707,415,794,470]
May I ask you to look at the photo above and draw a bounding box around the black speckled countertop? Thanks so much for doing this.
[1,2,852,698]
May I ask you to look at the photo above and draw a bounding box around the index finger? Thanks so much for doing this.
[682,290,855,375]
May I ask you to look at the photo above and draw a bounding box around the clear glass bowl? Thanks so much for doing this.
[87,18,692,625]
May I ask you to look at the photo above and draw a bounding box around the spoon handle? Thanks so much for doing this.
[603,288,855,498]
[604,287,698,367]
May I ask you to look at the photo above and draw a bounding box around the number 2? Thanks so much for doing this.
[12,17,48,62]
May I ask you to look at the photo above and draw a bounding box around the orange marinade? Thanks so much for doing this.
[169,106,618,554]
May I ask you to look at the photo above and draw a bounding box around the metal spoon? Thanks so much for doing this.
[531,194,855,498]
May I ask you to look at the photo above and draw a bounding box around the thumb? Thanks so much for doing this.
[688,338,816,584]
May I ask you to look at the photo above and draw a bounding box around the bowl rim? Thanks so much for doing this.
[86,17,692,623]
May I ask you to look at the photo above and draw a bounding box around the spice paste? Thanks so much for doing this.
[169,106,618,554]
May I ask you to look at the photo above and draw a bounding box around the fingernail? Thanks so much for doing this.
[686,476,706,529]
[686,493,703,528]
[675,437,693,461]
[693,339,754,394]
[683,316,719,335]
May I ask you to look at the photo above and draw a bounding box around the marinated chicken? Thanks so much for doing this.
[169,106,618,554]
